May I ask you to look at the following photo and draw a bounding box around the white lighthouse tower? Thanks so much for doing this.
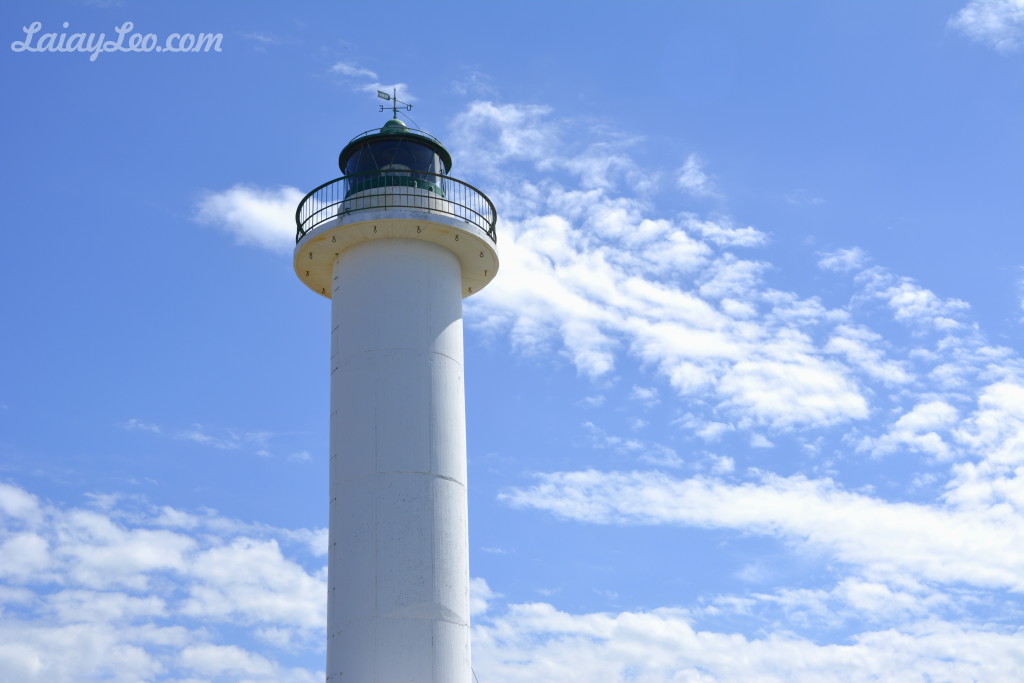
[293,97,498,683]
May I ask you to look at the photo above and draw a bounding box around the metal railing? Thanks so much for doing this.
[296,170,497,244]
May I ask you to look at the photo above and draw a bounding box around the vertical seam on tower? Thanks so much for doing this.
[372,398,379,683]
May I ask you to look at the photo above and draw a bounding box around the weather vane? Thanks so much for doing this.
[377,88,412,118]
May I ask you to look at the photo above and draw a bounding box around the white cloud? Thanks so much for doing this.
[482,547,512,556]
[953,381,1024,467]
[181,643,273,676]
[881,280,970,329]
[629,385,660,406]
[471,577,500,617]
[46,590,167,623]
[178,643,319,681]
[639,444,685,468]
[686,215,767,248]
[1017,270,1024,320]
[844,267,971,332]
[242,32,281,46]
[677,153,719,198]
[195,184,303,254]
[832,578,948,621]
[329,62,416,107]
[0,482,325,682]
[700,576,960,634]
[500,469,1024,590]
[449,103,874,431]
[449,101,558,177]
[123,418,285,457]
[217,107,850,433]
[818,247,867,273]
[330,62,377,79]
[584,422,684,468]
[472,601,1024,683]
[785,188,825,206]
[717,354,868,429]
[57,509,196,589]
[181,538,325,628]
[825,325,913,385]
[950,0,1024,52]
[0,483,42,522]
[709,454,735,473]
[676,414,734,442]
[184,99,1024,683]
[363,81,416,104]
[0,621,167,683]
[584,421,643,453]
[860,401,959,459]
[943,380,1024,515]
[698,421,733,442]
[450,70,497,97]
[0,532,49,579]
[119,418,162,434]
[175,424,273,452]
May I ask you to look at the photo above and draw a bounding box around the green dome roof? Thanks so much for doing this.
[380,118,408,133]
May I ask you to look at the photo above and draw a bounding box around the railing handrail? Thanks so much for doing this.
[295,170,497,244]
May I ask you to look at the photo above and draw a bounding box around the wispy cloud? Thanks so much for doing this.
[471,600,1022,682]
[330,62,377,79]
[818,246,868,272]
[175,424,273,454]
[676,153,720,198]
[499,468,1024,590]
[203,99,1023,466]
[471,577,500,617]
[685,215,767,248]
[179,98,1024,681]
[950,0,1024,52]
[1017,267,1024,320]
[241,32,281,47]
[195,184,302,254]
[583,421,683,468]
[785,188,825,206]
[450,69,497,98]
[330,62,415,105]
[436,99,1024,679]
[824,324,913,385]
[118,418,162,434]
[676,413,734,443]
[118,418,292,459]
[449,103,880,430]
[628,385,660,406]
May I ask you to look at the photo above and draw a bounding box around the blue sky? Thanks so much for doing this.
[2,0,1024,681]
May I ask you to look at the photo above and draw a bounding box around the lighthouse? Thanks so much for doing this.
[293,99,498,683]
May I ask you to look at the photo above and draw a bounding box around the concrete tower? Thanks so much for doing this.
[293,112,498,683]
